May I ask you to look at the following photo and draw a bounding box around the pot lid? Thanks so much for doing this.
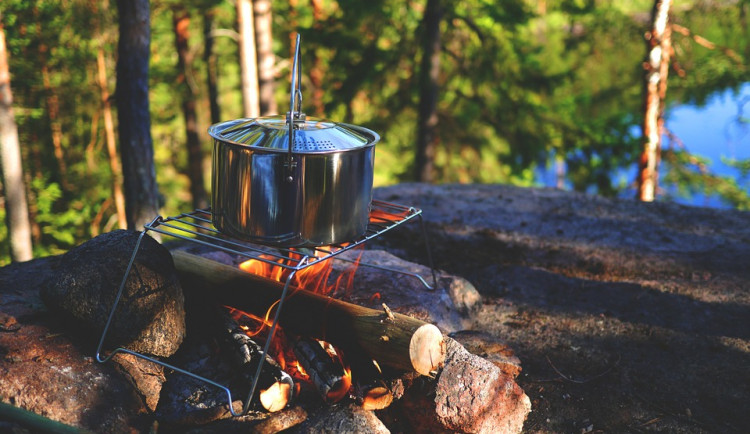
[208,115,379,153]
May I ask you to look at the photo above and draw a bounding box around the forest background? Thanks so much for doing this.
[0,0,748,265]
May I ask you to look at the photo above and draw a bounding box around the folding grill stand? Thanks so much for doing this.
[96,199,437,416]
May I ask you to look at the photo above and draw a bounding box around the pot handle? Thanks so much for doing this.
[286,34,303,181]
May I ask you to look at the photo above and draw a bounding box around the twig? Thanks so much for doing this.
[545,353,621,384]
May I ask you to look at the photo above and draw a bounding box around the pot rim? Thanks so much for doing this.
[208,117,380,155]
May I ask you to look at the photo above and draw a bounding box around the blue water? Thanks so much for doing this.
[661,83,750,207]
[538,83,750,209]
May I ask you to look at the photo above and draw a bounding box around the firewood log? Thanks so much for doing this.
[216,308,294,412]
[170,249,446,376]
[292,337,350,403]
[349,351,393,411]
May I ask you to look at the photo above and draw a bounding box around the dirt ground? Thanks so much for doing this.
[1,183,748,433]
[371,183,750,433]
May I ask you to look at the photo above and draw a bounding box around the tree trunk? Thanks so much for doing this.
[253,0,276,115]
[203,9,221,125]
[414,0,442,183]
[38,52,70,192]
[173,7,208,210]
[0,23,33,262]
[237,0,260,118]
[116,0,161,230]
[308,0,325,116]
[96,47,127,230]
[637,0,672,202]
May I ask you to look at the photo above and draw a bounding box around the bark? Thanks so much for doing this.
[173,7,208,210]
[96,47,127,230]
[289,0,298,60]
[39,64,70,192]
[237,0,260,118]
[32,3,70,193]
[0,23,33,262]
[171,249,447,376]
[253,0,277,115]
[637,0,672,202]
[309,0,325,115]
[116,0,161,230]
[203,9,221,125]
[414,0,442,183]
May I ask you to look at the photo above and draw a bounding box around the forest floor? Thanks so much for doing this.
[1,183,748,433]
[371,183,750,433]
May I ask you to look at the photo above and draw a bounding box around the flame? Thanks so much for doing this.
[238,245,364,299]
[233,243,367,403]
[327,365,352,403]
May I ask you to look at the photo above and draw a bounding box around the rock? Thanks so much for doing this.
[297,403,390,433]
[449,330,522,378]
[399,338,530,433]
[112,352,166,412]
[332,250,481,333]
[0,256,151,432]
[41,230,186,358]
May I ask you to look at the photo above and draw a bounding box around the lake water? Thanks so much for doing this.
[538,83,750,209]
[664,82,750,207]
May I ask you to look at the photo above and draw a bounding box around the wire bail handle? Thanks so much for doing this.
[286,33,304,181]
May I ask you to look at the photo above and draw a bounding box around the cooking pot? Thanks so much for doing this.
[208,36,379,247]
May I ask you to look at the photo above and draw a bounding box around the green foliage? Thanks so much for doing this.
[0,0,748,265]
[663,150,750,210]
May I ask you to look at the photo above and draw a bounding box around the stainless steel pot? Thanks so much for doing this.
[208,34,379,247]
[209,116,378,247]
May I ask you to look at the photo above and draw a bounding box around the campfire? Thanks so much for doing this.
[9,36,529,432]
[16,203,530,432]
[147,200,446,413]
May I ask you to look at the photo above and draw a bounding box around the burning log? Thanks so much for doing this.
[217,309,294,412]
[171,249,446,377]
[292,337,351,404]
[349,352,394,411]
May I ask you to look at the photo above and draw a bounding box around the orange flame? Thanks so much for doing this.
[233,242,372,402]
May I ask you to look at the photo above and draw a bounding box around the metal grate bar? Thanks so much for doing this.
[144,199,422,273]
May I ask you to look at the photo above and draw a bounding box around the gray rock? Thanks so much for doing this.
[41,230,186,357]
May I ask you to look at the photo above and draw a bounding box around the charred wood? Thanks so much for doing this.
[216,308,293,412]
[292,337,350,404]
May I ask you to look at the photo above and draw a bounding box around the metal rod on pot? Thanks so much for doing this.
[286,33,302,181]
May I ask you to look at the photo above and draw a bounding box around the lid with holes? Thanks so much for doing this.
[208,115,379,154]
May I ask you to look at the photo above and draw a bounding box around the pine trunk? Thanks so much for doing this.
[203,9,221,125]
[253,0,277,115]
[237,0,260,118]
[309,0,325,115]
[0,23,33,262]
[637,0,672,202]
[414,0,442,183]
[116,0,161,230]
[173,8,208,210]
[39,59,70,192]
[96,47,127,230]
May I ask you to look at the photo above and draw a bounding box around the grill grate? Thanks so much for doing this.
[96,199,436,416]
[144,199,425,271]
